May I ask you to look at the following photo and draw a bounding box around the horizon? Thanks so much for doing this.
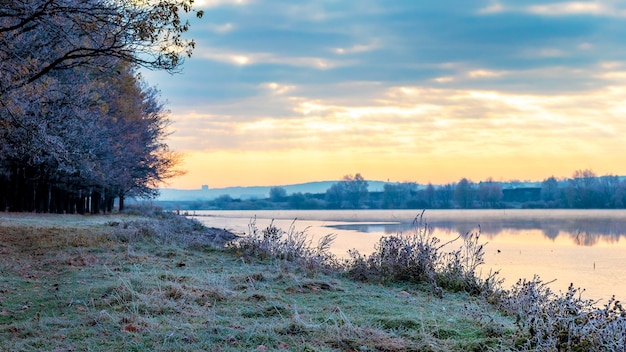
[161,170,617,191]
[144,1,626,189]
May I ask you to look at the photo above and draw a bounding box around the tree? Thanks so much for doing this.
[214,194,233,208]
[269,187,287,202]
[425,183,436,208]
[288,192,306,209]
[0,0,199,212]
[0,59,182,213]
[436,184,454,209]
[0,0,204,96]
[454,178,474,208]
[615,180,626,208]
[382,183,410,209]
[598,175,620,208]
[325,173,369,208]
[343,173,369,208]
[477,178,502,208]
[325,182,345,208]
[566,169,600,208]
[540,176,560,203]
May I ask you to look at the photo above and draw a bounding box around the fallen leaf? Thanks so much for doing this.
[122,324,139,333]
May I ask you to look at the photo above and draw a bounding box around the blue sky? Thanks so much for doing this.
[144,0,626,189]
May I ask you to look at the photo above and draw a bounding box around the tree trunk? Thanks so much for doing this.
[118,193,125,212]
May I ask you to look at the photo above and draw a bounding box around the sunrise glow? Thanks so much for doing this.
[142,0,626,189]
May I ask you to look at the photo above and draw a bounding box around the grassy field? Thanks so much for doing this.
[0,211,520,351]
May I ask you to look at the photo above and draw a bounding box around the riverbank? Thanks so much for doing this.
[191,209,626,303]
[1,209,624,351]
[0,210,517,351]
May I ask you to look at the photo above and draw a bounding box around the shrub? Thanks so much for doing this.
[345,212,501,297]
[231,218,338,272]
[346,215,440,285]
[438,227,502,295]
[498,276,626,351]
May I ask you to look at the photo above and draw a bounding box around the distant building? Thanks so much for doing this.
[201,185,209,191]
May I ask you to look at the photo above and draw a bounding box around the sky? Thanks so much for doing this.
[143,0,626,189]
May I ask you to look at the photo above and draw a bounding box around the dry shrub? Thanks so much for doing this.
[346,215,439,285]
[438,228,502,296]
[498,276,626,351]
[346,213,500,297]
[230,218,338,272]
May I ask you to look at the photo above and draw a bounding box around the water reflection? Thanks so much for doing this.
[328,217,626,246]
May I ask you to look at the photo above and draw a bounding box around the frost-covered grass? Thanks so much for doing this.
[1,209,622,351]
[0,210,514,351]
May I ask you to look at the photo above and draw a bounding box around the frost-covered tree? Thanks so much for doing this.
[0,60,181,213]
[0,0,195,212]
[0,0,203,96]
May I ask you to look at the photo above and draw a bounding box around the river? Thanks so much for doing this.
[191,209,626,303]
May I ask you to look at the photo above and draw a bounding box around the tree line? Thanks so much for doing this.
[160,170,626,210]
[0,0,201,213]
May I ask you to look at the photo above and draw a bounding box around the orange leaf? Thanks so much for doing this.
[123,324,139,332]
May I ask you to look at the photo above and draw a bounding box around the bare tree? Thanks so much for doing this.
[454,178,474,208]
[540,176,560,203]
[325,173,369,208]
[269,187,288,202]
[477,178,503,208]
[343,173,369,208]
[566,169,600,208]
[436,183,454,209]
[0,0,203,96]
[383,182,415,209]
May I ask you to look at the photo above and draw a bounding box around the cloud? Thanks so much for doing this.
[194,46,352,69]
[195,0,250,8]
[141,0,626,186]
[525,1,624,16]
[166,78,626,164]
[478,1,626,17]
[208,22,235,33]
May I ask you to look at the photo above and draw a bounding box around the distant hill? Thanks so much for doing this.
[157,177,618,202]
[157,180,388,201]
